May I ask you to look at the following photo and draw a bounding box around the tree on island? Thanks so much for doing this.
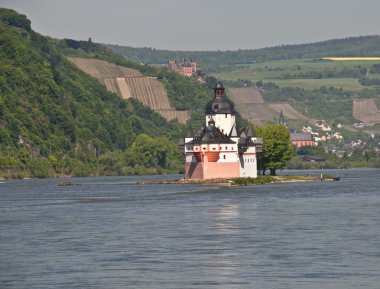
[256,124,292,176]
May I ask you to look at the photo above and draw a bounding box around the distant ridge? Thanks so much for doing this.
[107,35,380,71]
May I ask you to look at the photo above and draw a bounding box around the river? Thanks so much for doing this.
[1,168,379,288]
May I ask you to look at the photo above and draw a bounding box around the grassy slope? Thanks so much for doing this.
[216,58,380,128]
[215,58,380,91]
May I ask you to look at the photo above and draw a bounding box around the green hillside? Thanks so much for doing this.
[0,8,187,177]
[107,35,380,128]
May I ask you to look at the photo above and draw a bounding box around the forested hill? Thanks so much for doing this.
[107,35,380,71]
[0,8,185,177]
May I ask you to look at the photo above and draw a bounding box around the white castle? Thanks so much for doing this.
[180,82,262,179]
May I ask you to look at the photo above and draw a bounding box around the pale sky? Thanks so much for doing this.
[1,0,380,51]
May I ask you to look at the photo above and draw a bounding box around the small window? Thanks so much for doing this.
[225,113,227,118]
[223,155,226,160]
[225,146,228,150]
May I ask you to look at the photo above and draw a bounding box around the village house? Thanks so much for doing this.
[278,110,317,147]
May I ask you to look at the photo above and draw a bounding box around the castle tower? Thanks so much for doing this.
[205,82,236,135]
[190,58,197,73]
[182,81,262,180]
[238,122,260,178]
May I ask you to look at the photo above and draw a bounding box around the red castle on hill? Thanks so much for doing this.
[168,57,197,77]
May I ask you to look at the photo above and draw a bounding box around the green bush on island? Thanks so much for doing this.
[232,176,275,185]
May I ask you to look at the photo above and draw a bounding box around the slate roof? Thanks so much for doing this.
[185,127,194,138]
[186,121,235,145]
[291,132,313,141]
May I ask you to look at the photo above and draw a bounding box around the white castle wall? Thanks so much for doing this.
[239,145,257,178]
[206,114,235,135]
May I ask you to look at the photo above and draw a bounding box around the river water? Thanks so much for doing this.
[0,169,379,289]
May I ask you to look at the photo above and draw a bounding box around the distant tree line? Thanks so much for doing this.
[107,35,380,72]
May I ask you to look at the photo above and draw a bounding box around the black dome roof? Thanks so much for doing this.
[205,81,235,114]
[205,96,235,114]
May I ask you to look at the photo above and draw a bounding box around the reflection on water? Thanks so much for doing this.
[210,204,241,220]
[202,203,243,285]
[0,169,380,289]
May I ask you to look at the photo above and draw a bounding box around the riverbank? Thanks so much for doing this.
[138,174,337,186]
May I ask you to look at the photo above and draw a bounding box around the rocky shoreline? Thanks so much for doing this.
[137,175,332,186]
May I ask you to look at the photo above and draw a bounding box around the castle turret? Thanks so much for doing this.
[190,58,197,73]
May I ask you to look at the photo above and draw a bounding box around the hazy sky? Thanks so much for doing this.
[1,0,380,51]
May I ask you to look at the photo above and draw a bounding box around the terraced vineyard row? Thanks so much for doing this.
[353,99,380,125]
[67,57,141,78]
[68,57,191,123]
[124,77,171,109]
[103,78,120,95]
[228,87,307,125]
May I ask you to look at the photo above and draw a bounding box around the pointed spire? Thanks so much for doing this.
[246,121,256,137]
[279,109,285,125]
[240,129,247,138]
[185,127,194,138]
[228,123,238,137]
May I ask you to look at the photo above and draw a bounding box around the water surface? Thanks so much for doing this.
[1,169,379,288]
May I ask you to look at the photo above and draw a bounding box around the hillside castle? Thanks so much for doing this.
[168,57,197,77]
[180,82,262,179]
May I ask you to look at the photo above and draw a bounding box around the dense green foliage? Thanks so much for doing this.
[0,8,186,178]
[256,124,292,175]
[0,8,31,31]
[107,36,380,72]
